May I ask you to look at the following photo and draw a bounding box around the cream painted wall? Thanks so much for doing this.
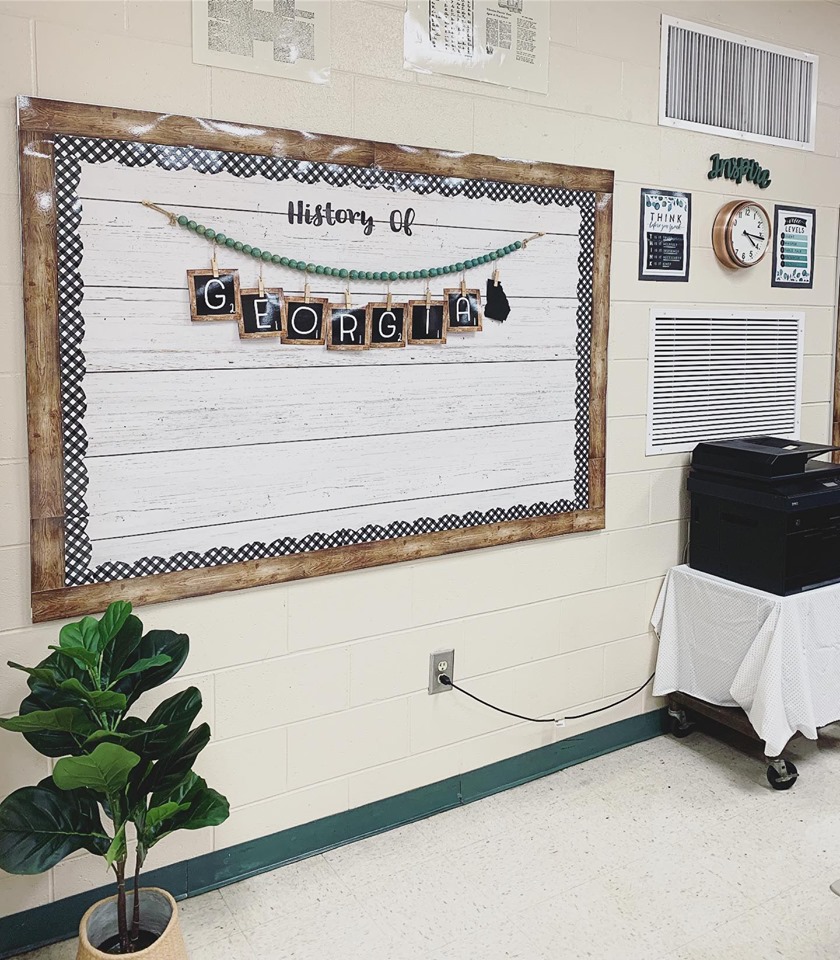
[1,0,838,917]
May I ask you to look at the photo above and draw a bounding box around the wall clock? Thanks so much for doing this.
[712,200,771,269]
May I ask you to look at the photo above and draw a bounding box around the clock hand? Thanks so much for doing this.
[742,231,759,249]
[744,231,765,241]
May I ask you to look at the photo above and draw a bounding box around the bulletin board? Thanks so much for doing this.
[18,97,613,622]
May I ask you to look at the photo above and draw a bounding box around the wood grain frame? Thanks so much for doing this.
[237,287,284,340]
[187,268,242,322]
[18,95,613,622]
[443,288,483,333]
[366,302,407,348]
[326,306,370,351]
[280,297,329,345]
[406,300,447,344]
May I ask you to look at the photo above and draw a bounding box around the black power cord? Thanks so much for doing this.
[438,672,656,724]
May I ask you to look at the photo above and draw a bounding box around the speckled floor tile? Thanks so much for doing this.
[15,730,840,960]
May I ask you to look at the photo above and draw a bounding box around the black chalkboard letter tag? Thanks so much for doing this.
[444,286,483,332]
[238,287,283,339]
[407,298,447,344]
[367,302,407,348]
[327,305,369,351]
[187,268,242,322]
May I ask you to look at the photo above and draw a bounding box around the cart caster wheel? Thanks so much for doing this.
[767,759,798,790]
[670,716,696,738]
[668,708,695,739]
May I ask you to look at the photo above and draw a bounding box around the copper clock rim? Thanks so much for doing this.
[715,199,772,269]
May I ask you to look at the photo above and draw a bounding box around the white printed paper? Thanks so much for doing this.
[404,0,549,94]
[638,188,691,283]
[772,205,815,289]
[192,0,330,84]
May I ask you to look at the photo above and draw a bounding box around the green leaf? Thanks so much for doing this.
[143,724,210,796]
[7,662,59,687]
[0,708,97,737]
[101,615,143,687]
[18,652,94,757]
[53,743,141,795]
[112,654,172,683]
[59,617,102,655]
[99,602,132,648]
[48,644,98,670]
[145,801,188,831]
[121,631,189,707]
[54,679,124,714]
[143,772,228,850]
[124,688,202,759]
[88,690,127,712]
[104,824,127,869]
[0,782,110,874]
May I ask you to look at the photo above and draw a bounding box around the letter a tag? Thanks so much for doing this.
[444,288,483,332]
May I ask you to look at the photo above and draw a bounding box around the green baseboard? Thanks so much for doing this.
[0,708,666,958]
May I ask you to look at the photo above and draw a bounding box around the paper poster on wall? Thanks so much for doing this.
[638,188,691,283]
[192,0,330,83]
[772,205,816,289]
[404,0,549,94]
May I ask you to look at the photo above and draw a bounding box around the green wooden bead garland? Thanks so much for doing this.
[147,201,532,280]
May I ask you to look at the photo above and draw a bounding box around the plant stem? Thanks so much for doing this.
[130,852,142,944]
[115,859,131,954]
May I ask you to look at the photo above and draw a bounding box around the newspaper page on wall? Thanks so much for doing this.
[404,0,549,94]
[192,0,330,83]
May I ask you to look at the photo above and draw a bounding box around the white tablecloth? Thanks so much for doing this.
[652,565,840,756]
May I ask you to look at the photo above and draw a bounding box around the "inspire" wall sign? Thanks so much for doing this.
[707,153,771,189]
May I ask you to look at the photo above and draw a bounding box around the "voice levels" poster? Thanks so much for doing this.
[772,205,816,289]
[638,188,691,282]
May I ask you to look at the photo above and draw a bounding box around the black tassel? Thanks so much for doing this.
[485,277,511,322]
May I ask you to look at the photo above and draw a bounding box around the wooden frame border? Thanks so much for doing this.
[406,300,447,344]
[18,95,613,622]
[366,303,407,349]
[280,297,329,345]
[187,268,242,322]
[326,306,370,351]
[237,288,284,340]
[443,288,483,333]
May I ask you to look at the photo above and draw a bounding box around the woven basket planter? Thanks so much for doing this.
[76,888,188,960]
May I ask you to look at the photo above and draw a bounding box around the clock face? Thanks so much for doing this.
[727,203,770,267]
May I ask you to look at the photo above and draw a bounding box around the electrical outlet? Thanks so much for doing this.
[428,649,455,695]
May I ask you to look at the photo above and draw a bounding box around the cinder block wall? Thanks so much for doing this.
[1,0,838,915]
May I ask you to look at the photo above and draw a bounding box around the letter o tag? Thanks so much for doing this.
[282,298,327,344]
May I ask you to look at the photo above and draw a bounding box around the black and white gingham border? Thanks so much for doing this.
[53,136,595,585]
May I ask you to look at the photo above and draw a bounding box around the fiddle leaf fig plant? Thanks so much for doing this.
[0,602,229,954]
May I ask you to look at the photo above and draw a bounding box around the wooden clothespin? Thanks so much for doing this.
[258,262,265,297]
[386,281,392,310]
[344,283,352,309]
[211,242,219,279]
[425,278,431,307]
[304,280,311,303]
[460,271,467,296]
[493,266,500,287]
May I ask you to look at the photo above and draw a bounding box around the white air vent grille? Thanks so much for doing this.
[660,16,817,150]
[647,311,804,455]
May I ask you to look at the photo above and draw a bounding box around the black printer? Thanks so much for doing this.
[688,436,840,595]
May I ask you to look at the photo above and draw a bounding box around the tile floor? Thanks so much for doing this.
[19,727,840,960]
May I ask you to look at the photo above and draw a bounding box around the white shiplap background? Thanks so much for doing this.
[75,158,585,573]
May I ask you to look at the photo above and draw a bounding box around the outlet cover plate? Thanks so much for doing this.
[428,649,455,695]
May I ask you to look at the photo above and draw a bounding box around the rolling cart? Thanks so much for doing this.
[665,691,800,790]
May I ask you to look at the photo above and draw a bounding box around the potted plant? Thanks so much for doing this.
[0,601,229,956]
